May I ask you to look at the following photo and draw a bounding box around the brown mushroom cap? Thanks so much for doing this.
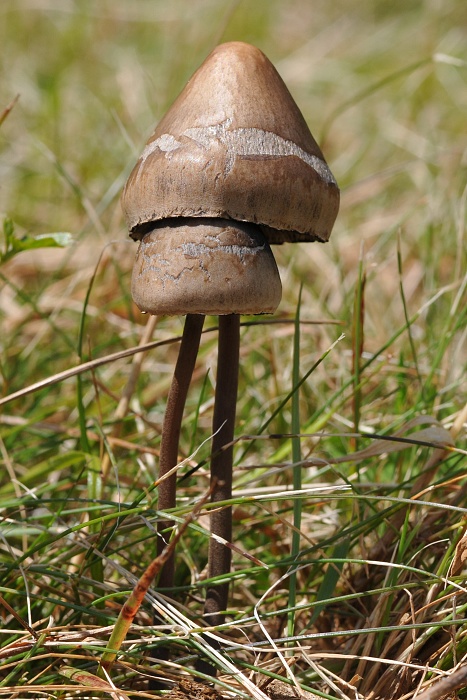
[122,41,339,244]
[131,219,282,316]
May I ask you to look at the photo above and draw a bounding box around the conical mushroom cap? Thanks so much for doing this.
[122,41,339,244]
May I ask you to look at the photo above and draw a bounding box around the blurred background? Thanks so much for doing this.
[1,0,465,327]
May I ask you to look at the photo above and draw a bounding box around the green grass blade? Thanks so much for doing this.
[287,289,303,642]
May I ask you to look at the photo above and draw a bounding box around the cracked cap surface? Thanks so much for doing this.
[131,219,282,315]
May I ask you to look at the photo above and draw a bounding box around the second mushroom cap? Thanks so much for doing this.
[131,218,282,316]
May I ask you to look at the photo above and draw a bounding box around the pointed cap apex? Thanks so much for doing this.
[122,42,339,244]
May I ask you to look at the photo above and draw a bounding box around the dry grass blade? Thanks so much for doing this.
[0,94,19,128]
[0,318,319,408]
[353,402,467,592]
[0,334,184,407]
[60,666,131,699]
[100,314,158,481]
[414,662,467,700]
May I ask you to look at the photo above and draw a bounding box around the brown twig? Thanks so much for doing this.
[0,94,19,128]
[414,663,467,700]
[99,484,212,676]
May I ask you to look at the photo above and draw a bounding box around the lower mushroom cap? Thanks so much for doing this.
[131,218,282,316]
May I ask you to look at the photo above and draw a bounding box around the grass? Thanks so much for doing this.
[0,0,466,698]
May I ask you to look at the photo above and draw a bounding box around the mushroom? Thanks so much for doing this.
[121,41,339,671]
[129,217,281,598]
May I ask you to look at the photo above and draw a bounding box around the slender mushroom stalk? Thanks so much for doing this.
[204,313,240,627]
[121,41,339,675]
[156,312,204,589]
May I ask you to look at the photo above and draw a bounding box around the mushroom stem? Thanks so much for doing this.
[204,313,240,626]
[150,312,204,690]
[157,313,205,587]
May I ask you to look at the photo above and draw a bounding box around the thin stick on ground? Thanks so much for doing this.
[202,314,240,659]
[98,486,212,677]
[414,663,467,700]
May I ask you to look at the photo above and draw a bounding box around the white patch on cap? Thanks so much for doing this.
[185,121,336,184]
[136,118,337,185]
